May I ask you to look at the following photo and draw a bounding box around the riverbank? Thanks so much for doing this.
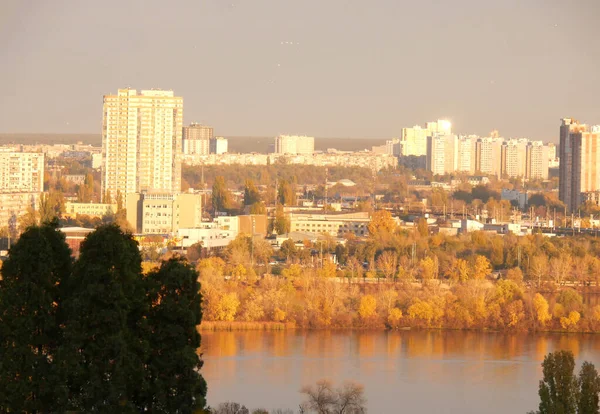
[199,320,600,334]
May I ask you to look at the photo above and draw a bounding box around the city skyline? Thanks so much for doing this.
[2,0,599,140]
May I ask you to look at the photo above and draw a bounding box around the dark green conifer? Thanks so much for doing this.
[0,220,72,412]
[145,257,207,412]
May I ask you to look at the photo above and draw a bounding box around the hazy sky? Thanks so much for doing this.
[1,0,599,141]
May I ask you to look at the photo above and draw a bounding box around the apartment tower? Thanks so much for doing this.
[558,119,600,213]
[101,88,183,198]
[183,123,213,155]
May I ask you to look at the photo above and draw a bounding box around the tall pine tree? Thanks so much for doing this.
[59,224,149,411]
[145,257,207,412]
[0,220,72,412]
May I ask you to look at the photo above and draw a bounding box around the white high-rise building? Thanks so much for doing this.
[102,88,183,198]
[401,125,428,156]
[426,134,457,175]
[457,136,476,173]
[401,120,451,157]
[501,139,527,178]
[526,141,549,180]
[274,135,315,155]
[475,137,503,176]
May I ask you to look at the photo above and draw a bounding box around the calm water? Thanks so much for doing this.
[201,330,600,413]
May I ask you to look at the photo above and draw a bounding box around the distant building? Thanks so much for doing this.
[457,136,476,173]
[501,139,527,178]
[525,141,549,180]
[0,152,44,193]
[64,202,117,218]
[126,192,202,235]
[559,118,600,213]
[183,123,213,155]
[63,174,86,185]
[210,137,228,154]
[274,135,315,155]
[60,227,95,256]
[0,192,39,230]
[288,211,375,237]
[91,153,102,169]
[501,189,528,210]
[426,134,457,175]
[401,120,451,157]
[102,88,183,198]
[475,137,502,176]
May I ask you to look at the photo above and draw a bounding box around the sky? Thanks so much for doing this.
[1,0,599,141]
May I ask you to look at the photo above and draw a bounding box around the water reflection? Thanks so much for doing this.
[201,330,600,413]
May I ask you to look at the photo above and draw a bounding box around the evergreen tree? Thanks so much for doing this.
[277,179,296,206]
[0,220,72,412]
[145,258,207,412]
[578,361,600,414]
[538,350,578,414]
[244,179,261,206]
[212,175,232,212]
[59,224,148,411]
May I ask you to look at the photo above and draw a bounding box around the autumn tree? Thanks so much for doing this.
[376,250,397,279]
[532,293,551,328]
[271,205,291,235]
[358,295,377,319]
[471,255,492,280]
[367,210,396,236]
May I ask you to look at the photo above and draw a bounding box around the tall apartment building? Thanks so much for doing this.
[102,88,183,198]
[0,152,44,192]
[274,135,315,155]
[426,134,457,175]
[525,141,549,180]
[400,120,451,157]
[183,123,213,155]
[559,119,600,213]
[501,139,527,178]
[457,136,476,173]
[475,137,502,176]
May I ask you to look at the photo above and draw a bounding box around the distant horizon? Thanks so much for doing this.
[0,131,562,144]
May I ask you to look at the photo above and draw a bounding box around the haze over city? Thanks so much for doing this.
[2,0,599,140]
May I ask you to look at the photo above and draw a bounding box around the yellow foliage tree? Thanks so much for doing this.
[367,210,396,236]
[317,260,337,278]
[407,299,435,326]
[273,307,287,322]
[358,295,377,319]
[419,257,438,280]
[560,311,581,330]
[532,293,551,327]
[472,255,492,280]
[456,259,470,282]
[231,263,247,280]
[387,308,403,328]
[216,292,240,321]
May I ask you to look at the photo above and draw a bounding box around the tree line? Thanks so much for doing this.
[0,221,206,412]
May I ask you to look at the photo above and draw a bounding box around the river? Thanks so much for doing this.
[201,330,600,413]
